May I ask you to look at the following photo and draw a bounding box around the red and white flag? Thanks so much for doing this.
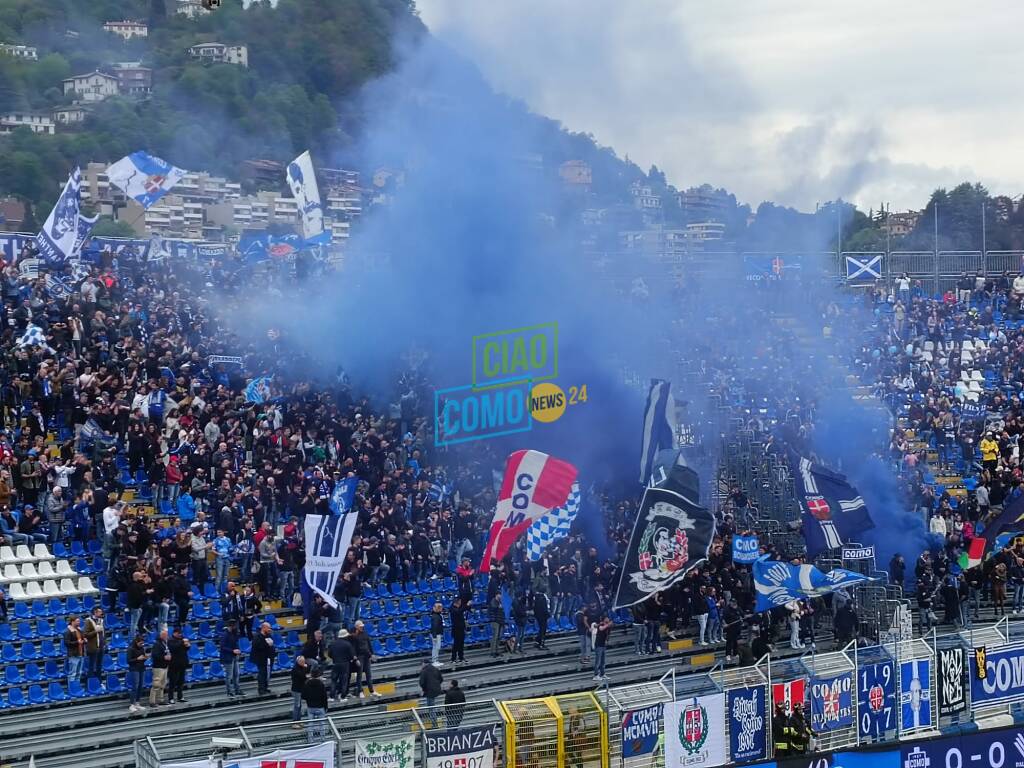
[479,450,577,571]
[772,679,807,714]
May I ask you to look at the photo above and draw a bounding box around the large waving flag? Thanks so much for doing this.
[981,490,1024,549]
[35,167,83,263]
[73,211,98,256]
[790,451,874,556]
[303,512,357,608]
[286,151,327,242]
[640,379,677,484]
[526,481,581,561]
[753,556,877,612]
[106,151,186,209]
[480,450,577,571]
[329,476,358,516]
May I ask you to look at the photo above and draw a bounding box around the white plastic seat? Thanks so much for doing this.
[55,560,75,577]
[24,581,44,599]
[58,578,78,596]
[921,351,933,362]
[960,351,973,363]
[20,562,38,580]
[966,391,981,402]
[961,371,971,382]
[972,370,984,382]
[43,579,61,597]
[0,546,16,564]
[8,581,27,600]
[31,544,52,561]
[963,339,975,351]
[76,577,97,594]
[924,341,935,352]
[37,561,56,578]
[0,563,19,583]
[969,381,983,393]
[14,545,33,562]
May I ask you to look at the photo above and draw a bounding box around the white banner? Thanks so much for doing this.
[161,742,335,768]
[287,150,325,241]
[303,512,357,609]
[35,167,82,262]
[354,737,415,768]
[424,726,497,768]
[664,693,726,768]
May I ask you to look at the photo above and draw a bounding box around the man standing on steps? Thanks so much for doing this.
[252,621,275,695]
[418,658,444,728]
[429,601,444,666]
[219,619,244,699]
[591,614,613,681]
[83,606,106,681]
[351,620,380,699]
[149,627,171,707]
[167,625,190,703]
[328,628,355,701]
[449,595,468,665]
[533,590,550,650]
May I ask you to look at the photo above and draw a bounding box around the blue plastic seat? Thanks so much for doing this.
[27,684,48,705]
[385,637,400,655]
[86,677,105,696]
[400,636,415,653]
[68,679,87,699]
[5,664,23,685]
[192,603,209,619]
[70,541,86,558]
[371,638,387,657]
[209,601,222,618]
[362,584,378,600]
[7,687,26,707]
[392,618,407,634]
[47,682,69,702]
[390,582,406,597]
[44,660,60,679]
[20,642,38,660]
[405,580,420,595]
[276,651,290,668]
[203,641,218,660]
[188,643,202,662]
[198,622,214,640]
[203,583,218,599]
[24,662,41,682]
[53,542,70,558]
[209,661,224,679]
[105,674,124,693]
[36,620,54,637]
[0,624,14,644]
[239,637,252,655]
[14,602,31,621]
[50,597,66,615]
[83,595,97,611]
[190,663,209,682]
[17,623,36,641]
[285,631,300,648]
[412,596,427,613]
[31,600,49,618]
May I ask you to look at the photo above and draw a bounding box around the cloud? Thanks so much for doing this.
[418,0,1024,210]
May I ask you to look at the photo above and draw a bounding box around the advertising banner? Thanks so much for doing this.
[937,647,967,716]
[621,703,663,758]
[354,737,415,768]
[899,659,931,731]
[732,535,760,564]
[970,645,1024,705]
[727,687,767,763]
[809,674,854,732]
[424,726,498,768]
[663,694,726,768]
[160,742,335,768]
[856,661,896,739]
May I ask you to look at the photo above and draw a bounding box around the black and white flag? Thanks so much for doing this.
[937,647,967,716]
[303,512,357,608]
[612,485,716,609]
[640,379,677,484]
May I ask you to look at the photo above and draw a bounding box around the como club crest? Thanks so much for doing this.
[679,702,709,755]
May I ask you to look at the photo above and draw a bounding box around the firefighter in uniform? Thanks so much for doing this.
[789,702,814,754]
[772,702,791,758]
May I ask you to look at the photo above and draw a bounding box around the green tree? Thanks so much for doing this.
[90,218,138,238]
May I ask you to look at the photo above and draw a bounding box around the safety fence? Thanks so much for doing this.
[135,620,1024,768]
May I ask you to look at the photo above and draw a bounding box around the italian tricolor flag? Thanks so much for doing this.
[959,537,986,570]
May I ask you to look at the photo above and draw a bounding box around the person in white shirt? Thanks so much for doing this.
[102,502,122,559]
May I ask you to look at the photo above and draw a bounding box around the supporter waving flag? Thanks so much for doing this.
[526,480,581,561]
[789,450,874,556]
[480,450,578,571]
[303,512,357,608]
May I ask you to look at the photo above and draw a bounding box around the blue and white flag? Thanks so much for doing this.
[238,232,308,264]
[303,512,357,608]
[73,211,99,256]
[147,232,170,262]
[732,534,760,564]
[428,476,451,504]
[639,379,676,484]
[329,476,358,517]
[78,417,115,452]
[106,151,186,209]
[526,481,582,561]
[245,376,274,404]
[790,450,874,556]
[753,555,877,612]
[17,324,51,350]
[286,150,325,242]
[35,168,83,263]
[45,274,74,300]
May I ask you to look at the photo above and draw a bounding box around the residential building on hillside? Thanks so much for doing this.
[63,71,119,102]
[619,227,688,261]
[102,20,148,40]
[52,105,90,125]
[685,221,726,245]
[188,42,248,67]
[679,187,730,223]
[0,112,55,135]
[0,43,38,60]
[881,210,921,237]
[319,168,360,190]
[630,183,662,211]
[240,159,284,188]
[559,160,592,186]
[0,198,27,232]
[109,63,152,96]
[176,0,212,18]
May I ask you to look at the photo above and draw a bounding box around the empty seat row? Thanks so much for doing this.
[0,544,55,564]
[0,559,78,584]
[9,577,98,601]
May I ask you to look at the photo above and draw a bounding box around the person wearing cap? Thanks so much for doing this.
[166,625,190,704]
[350,620,380,698]
[303,664,329,743]
[18,504,47,544]
[327,628,355,700]
[290,655,310,728]
[218,619,244,699]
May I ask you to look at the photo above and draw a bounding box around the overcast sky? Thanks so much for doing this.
[416,0,1024,212]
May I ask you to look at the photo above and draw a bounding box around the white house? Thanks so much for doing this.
[0,44,38,60]
[102,20,149,40]
[0,112,55,135]
[63,71,120,102]
[188,42,248,68]
[52,105,89,125]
